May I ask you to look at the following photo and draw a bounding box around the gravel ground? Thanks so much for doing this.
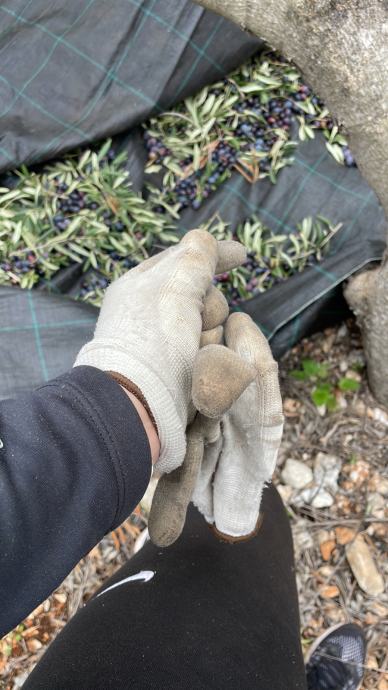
[1,319,387,689]
[279,320,388,690]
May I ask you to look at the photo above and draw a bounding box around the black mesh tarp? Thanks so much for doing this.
[0,0,259,172]
[0,0,384,399]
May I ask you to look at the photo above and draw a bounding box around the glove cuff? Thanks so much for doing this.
[74,342,186,473]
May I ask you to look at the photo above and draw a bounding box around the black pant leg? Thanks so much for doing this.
[24,485,307,690]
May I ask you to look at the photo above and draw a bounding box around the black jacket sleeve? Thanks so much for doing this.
[0,366,152,636]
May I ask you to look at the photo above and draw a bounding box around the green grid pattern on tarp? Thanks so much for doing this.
[0,0,259,171]
[0,287,96,399]
[0,0,385,400]
[1,133,384,401]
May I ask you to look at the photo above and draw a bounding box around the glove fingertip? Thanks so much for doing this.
[216,240,247,273]
[202,286,229,330]
[210,513,264,543]
[225,312,275,370]
[192,345,256,417]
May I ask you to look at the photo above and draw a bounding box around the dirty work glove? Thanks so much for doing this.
[148,312,283,545]
[74,230,245,473]
[148,340,257,546]
[193,313,284,540]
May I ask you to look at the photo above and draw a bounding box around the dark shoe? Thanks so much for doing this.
[305,623,366,690]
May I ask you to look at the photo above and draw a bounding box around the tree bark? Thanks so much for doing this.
[197,0,388,405]
[344,264,388,404]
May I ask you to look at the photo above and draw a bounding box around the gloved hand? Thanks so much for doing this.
[193,312,284,540]
[148,312,284,546]
[74,230,245,474]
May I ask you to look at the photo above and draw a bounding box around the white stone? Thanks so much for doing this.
[316,404,326,417]
[292,520,314,557]
[367,492,386,519]
[296,486,334,508]
[346,534,384,596]
[311,489,334,508]
[281,458,313,489]
[346,370,361,382]
[294,528,314,554]
[372,407,388,426]
[322,332,336,353]
[314,452,341,493]
[337,324,348,339]
[296,486,313,503]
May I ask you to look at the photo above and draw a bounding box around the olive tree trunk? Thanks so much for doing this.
[196,0,388,405]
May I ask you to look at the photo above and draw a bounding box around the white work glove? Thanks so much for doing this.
[148,312,284,546]
[192,312,284,539]
[74,230,245,474]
